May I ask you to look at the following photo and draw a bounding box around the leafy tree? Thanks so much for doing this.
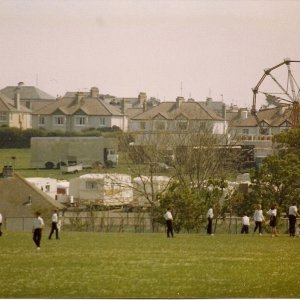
[249,154,300,210]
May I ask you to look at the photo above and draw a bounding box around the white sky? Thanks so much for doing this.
[1,0,300,108]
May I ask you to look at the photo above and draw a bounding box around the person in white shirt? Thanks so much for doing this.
[0,213,2,236]
[267,204,278,237]
[48,209,59,240]
[288,202,299,237]
[32,212,45,250]
[164,208,174,238]
[206,208,214,235]
[241,214,250,234]
[253,204,265,235]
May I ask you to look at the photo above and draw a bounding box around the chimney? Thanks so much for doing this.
[239,108,248,120]
[278,105,287,116]
[138,92,147,107]
[14,82,24,109]
[121,98,128,114]
[76,92,84,104]
[176,96,185,108]
[143,101,147,112]
[90,87,99,98]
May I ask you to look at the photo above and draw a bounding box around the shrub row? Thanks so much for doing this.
[0,126,121,148]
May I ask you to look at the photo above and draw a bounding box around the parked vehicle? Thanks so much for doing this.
[31,136,118,169]
[60,163,83,174]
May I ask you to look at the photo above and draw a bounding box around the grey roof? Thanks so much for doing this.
[0,173,64,218]
[231,106,292,127]
[33,96,123,116]
[131,101,224,121]
[0,92,31,113]
[0,86,56,100]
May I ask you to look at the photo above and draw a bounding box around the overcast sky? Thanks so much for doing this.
[1,0,300,108]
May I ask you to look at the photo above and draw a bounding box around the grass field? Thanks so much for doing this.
[0,232,300,298]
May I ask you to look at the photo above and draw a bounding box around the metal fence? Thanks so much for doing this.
[2,216,296,234]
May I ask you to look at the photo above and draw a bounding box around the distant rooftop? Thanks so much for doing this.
[0,86,56,100]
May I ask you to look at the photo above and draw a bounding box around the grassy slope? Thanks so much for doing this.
[0,232,299,298]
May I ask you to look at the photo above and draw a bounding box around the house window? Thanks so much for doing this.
[242,128,249,134]
[38,116,45,125]
[0,112,7,122]
[177,120,188,131]
[53,116,65,125]
[99,117,106,126]
[75,116,87,126]
[86,181,97,190]
[154,120,166,131]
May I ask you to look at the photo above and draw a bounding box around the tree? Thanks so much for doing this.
[119,126,240,231]
[249,154,300,210]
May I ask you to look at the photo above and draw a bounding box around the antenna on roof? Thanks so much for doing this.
[36,74,39,87]
[180,81,183,97]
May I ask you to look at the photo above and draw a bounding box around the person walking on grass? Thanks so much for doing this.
[253,204,265,235]
[288,202,299,238]
[0,212,2,236]
[33,212,44,250]
[267,204,278,237]
[206,207,214,235]
[164,207,174,238]
[241,213,250,234]
[48,209,59,240]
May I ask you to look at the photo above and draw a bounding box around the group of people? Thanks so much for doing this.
[241,202,299,237]
[163,202,300,238]
[32,209,60,250]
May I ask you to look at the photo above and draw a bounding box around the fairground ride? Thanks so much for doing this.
[251,58,300,133]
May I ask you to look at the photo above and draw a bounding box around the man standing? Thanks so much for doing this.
[288,202,299,237]
[0,212,2,236]
[207,207,214,235]
[164,207,174,238]
[33,212,44,250]
[48,209,59,240]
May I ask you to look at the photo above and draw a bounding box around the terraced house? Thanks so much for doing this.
[129,96,227,134]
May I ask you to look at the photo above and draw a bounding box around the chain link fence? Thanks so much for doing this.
[2,216,295,234]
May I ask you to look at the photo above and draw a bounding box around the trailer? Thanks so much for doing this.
[31,136,118,169]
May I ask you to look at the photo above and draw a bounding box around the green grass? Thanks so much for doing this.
[0,232,300,298]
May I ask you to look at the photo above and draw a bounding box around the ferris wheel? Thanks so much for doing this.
[251,58,300,130]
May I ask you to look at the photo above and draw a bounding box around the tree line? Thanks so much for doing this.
[0,126,121,148]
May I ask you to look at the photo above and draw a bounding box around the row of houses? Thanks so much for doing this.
[0,83,294,137]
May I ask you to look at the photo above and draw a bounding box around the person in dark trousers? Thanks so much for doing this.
[164,207,174,238]
[206,207,214,235]
[49,209,59,240]
[241,214,250,234]
[33,212,44,250]
[288,202,299,237]
[253,204,265,235]
[0,212,2,236]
